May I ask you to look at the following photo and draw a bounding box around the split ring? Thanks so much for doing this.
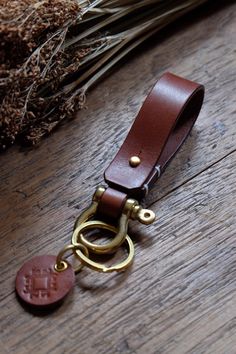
[72,221,134,272]
[72,220,128,254]
[55,243,89,274]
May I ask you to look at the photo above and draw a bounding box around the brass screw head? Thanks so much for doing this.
[137,208,156,225]
[129,156,141,167]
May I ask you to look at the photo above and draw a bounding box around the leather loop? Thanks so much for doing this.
[97,187,127,220]
[104,72,204,200]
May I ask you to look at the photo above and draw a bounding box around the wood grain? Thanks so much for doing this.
[0,2,236,354]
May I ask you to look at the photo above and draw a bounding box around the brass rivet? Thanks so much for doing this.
[129,156,141,167]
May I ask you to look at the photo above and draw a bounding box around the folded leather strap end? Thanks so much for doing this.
[99,72,205,219]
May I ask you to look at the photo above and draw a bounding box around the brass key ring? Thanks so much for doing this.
[55,243,89,273]
[72,219,129,254]
[72,220,134,272]
[73,187,155,254]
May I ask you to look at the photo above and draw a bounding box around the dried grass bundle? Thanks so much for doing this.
[0,0,208,149]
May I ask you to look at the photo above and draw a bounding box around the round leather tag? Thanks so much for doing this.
[15,255,75,308]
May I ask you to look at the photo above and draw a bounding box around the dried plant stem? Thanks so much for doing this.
[65,0,208,94]
[0,0,209,149]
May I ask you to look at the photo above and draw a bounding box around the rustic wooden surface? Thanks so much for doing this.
[0,2,236,353]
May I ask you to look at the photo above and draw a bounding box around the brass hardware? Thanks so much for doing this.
[72,199,138,254]
[54,260,68,272]
[129,156,141,167]
[73,186,106,230]
[92,186,106,202]
[73,221,134,273]
[70,186,155,272]
[131,205,156,225]
[55,243,89,274]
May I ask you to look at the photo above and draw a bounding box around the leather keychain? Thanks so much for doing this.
[15,72,205,309]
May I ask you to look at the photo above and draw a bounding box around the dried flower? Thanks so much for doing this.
[0,0,208,150]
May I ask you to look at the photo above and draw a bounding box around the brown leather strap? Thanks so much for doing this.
[97,187,127,220]
[99,72,204,219]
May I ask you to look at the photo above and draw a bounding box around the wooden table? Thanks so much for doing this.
[0,2,235,353]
